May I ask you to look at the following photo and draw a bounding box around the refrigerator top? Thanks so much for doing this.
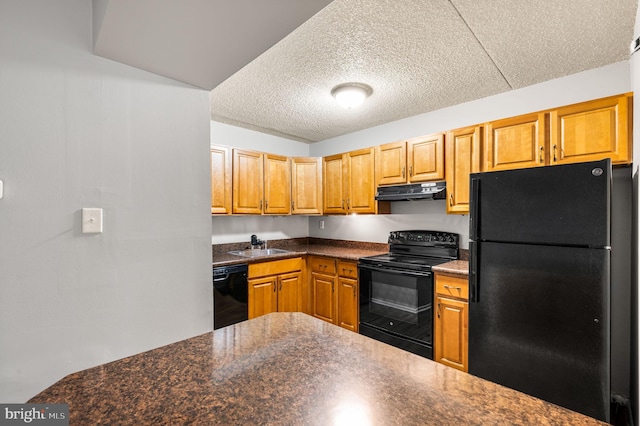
[469,159,611,248]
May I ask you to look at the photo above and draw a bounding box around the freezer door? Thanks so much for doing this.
[468,242,610,422]
[470,159,610,247]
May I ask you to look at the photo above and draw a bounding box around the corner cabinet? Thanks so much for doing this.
[211,145,232,214]
[434,272,469,372]
[445,125,482,214]
[549,93,631,166]
[308,256,359,332]
[248,258,304,319]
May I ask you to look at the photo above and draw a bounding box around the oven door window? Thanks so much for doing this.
[359,266,432,342]
[371,272,427,324]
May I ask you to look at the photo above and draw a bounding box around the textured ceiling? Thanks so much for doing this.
[210,0,637,143]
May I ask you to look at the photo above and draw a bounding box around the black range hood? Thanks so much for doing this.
[375,181,446,201]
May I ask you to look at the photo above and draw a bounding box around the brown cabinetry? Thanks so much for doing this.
[291,157,323,214]
[484,113,546,172]
[434,272,469,372]
[376,134,445,186]
[323,148,382,214]
[232,149,291,215]
[248,258,303,319]
[445,126,482,214]
[211,145,232,214]
[549,94,631,166]
[309,256,359,332]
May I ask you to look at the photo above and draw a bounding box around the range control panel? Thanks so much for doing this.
[388,230,459,247]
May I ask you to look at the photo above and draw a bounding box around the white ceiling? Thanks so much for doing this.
[94,0,637,143]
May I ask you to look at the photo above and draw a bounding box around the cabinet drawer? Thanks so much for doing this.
[435,273,469,300]
[337,261,357,278]
[249,257,303,278]
[310,257,337,274]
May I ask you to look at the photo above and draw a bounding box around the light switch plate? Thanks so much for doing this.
[0,180,3,199]
[82,208,103,233]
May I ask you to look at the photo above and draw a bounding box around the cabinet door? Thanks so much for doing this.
[277,271,301,313]
[337,276,358,332]
[346,147,376,214]
[323,154,347,214]
[291,157,322,214]
[407,133,444,182]
[311,272,336,323]
[445,125,482,214]
[376,141,407,185]
[248,276,277,319]
[233,149,263,214]
[264,153,291,215]
[550,94,631,165]
[434,295,468,372]
[211,146,231,214]
[484,113,546,172]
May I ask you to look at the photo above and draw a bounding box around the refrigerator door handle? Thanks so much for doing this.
[469,240,478,303]
[469,177,480,240]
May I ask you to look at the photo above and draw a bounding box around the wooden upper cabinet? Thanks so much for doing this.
[484,113,546,172]
[346,147,376,214]
[232,149,263,214]
[445,125,482,214]
[210,145,232,215]
[549,94,631,166]
[323,148,384,215]
[263,153,291,215]
[407,133,445,182]
[377,141,407,185]
[376,134,444,186]
[232,149,291,215]
[323,153,348,214]
[291,157,322,215]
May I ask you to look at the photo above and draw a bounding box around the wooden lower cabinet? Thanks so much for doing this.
[309,256,359,332]
[248,258,303,319]
[434,272,469,372]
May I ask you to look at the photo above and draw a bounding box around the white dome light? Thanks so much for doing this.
[331,83,373,109]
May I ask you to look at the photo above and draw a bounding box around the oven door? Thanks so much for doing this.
[358,263,433,359]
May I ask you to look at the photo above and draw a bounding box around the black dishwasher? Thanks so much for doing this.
[213,264,248,329]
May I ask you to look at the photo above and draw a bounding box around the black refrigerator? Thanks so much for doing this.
[468,159,611,422]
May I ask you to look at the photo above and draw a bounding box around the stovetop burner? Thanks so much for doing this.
[359,230,459,271]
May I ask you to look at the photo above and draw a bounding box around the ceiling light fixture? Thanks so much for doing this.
[331,83,373,109]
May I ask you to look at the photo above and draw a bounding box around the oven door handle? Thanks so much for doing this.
[358,264,432,278]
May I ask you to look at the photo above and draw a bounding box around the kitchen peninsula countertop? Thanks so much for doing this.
[213,238,389,267]
[29,313,603,425]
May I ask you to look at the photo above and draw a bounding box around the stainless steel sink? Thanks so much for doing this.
[227,248,291,258]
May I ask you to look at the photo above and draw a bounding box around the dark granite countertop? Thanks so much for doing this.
[29,313,603,425]
[432,259,469,277]
[213,238,389,267]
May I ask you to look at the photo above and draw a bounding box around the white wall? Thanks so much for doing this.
[631,5,640,420]
[212,121,309,157]
[0,1,212,402]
